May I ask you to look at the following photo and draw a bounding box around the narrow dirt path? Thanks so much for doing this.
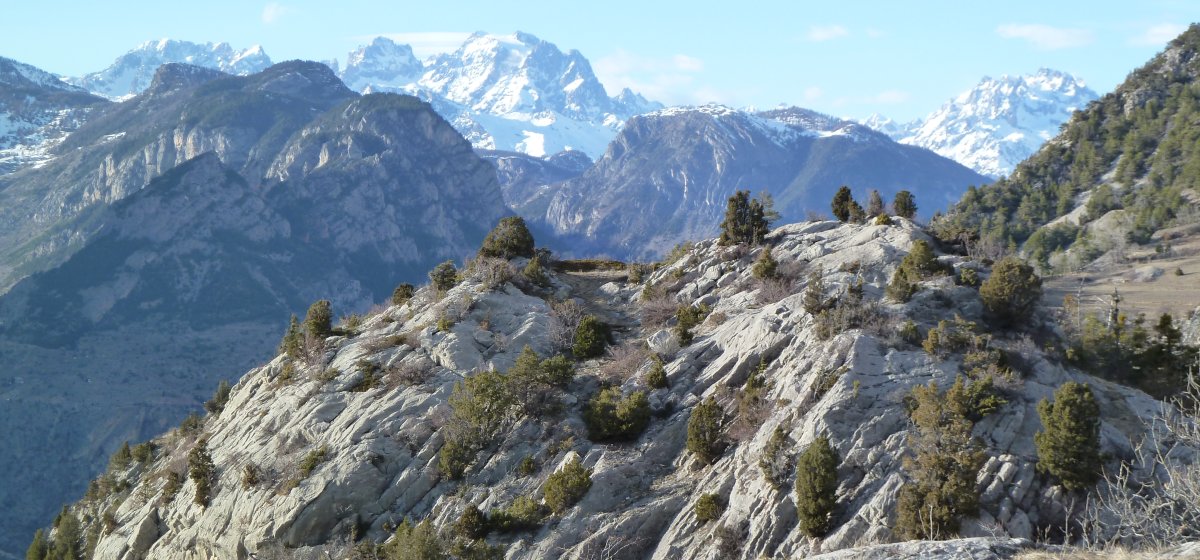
[557,270,641,339]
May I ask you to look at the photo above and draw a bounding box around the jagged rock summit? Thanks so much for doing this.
[338,31,663,158]
[66,218,1190,559]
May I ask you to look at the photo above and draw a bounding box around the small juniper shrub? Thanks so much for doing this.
[572,315,610,359]
[687,397,726,465]
[456,505,489,540]
[391,283,415,305]
[478,216,536,259]
[429,260,460,293]
[241,464,261,490]
[489,496,546,532]
[583,387,651,442]
[543,456,592,514]
[896,379,990,539]
[645,355,669,389]
[759,424,792,491]
[694,493,724,523]
[675,304,711,346]
[922,316,983,358]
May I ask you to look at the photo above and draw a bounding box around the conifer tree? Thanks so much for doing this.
[795,435,839,537]
[391,283,415,305]
[893,190,917,219]
[687,397,726,464]
[25,528,48,560]
[979,257,1042,327]
[303,300,333,340]
[429,260,460,293]
[1034,382,1101,491]
[751,247,779,280]
[831,186,856,222]
[645,355,669,389]
[719,190,772,245]
[188,438,216,507]
[479,216,536,259]
[278,314,302,359]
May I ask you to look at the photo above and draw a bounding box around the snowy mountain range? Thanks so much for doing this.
[338,32,661,157]
[66,39,272,99]
[861,69,1098,177]
[60,33,661,159]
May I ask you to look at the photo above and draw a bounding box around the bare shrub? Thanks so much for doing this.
[472,256,517,290]
[598,341,650,382]
[549,299,587,351]
[386,360,434,388]
[755,278,796,305]
[1077,372,1200,550]
[639,295,679,329]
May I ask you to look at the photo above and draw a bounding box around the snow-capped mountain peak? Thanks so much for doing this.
[335,31,661,158]
[862,68,1097,177]
[340,37,423,92]
[67,39,273,100]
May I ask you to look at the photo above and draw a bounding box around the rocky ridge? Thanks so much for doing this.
[69,219,1191,559]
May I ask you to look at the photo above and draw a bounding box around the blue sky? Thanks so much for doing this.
[3,0,1197,121]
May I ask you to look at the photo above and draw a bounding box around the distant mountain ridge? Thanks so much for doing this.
[520,103,988,259]
[66,38,273,100]
[862,69,1098,177]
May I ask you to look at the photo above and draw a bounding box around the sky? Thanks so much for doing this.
[2,0,1198,122]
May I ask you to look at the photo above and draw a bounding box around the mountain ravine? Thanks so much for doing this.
[45,218,1199,560]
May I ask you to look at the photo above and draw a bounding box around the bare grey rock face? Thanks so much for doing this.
[73,220,1197,560]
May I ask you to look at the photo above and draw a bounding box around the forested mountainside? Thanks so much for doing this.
[934,24,1200,274]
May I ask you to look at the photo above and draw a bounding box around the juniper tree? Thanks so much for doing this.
[479,216,536,259]
[751,247,779,280]
[719,190,771,245]
[303,300,333,340]
[795,435,839,537]
[893,190,917,219]
[831,186,856,222]
[188,438,216,507]
[1034,382,1101,491]
[391,283,415,305]
[429,260,460,292]
[278,314,302,358]
[687,397,726,464]
[979,257,1042,328]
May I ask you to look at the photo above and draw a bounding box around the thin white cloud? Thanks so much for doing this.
[996,23,1094,50]
[803,87,823,102]
[1129,23,1188,46]
[868,90,910,104]
[594,50,723,105]
[865,27,886,39]
[359,32,474,59]
[261,2,289,25]
[806,25,850,42]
